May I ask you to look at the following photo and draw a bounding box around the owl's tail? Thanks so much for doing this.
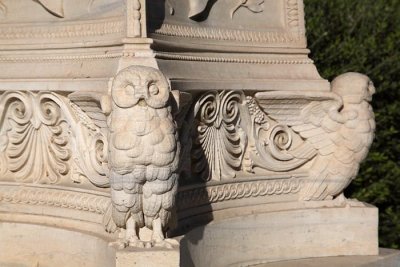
[142,174,178,230]
[103,203,117,233]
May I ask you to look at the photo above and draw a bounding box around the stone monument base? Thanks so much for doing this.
[116,248,180,267]
[256,249,400,267]
[180,202,379,267]
[0,202,379,267]
[0,222,116,267]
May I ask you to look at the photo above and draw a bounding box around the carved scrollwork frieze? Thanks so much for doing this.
[177,177,303,211]
[184,74,375,202]
[0,185,110,215]
[0,91,109,187]
[187,90,316,182]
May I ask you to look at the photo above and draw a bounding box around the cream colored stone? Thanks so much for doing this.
[0,0,381,266]
[105,66,181,249]
[254,249,400,267]
[116,247,180,267]
[181,204,379,267]
[0,222,116,267]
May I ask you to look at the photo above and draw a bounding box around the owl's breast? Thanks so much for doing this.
[129,106,159,136]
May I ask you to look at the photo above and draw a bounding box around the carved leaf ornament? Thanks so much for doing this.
[0,91,108,186]
[192,91,246,181]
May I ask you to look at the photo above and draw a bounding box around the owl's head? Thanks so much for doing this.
[111,66,170,109]
[331,72,375,104]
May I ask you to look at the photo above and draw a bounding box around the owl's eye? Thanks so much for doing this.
[149,83,159,95]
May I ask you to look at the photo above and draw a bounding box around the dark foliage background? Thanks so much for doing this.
[304,0,400,248]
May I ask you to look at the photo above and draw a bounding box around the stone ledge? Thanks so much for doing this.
[180,204,379,267]
[116,247,180,267]
[254,249,400,267]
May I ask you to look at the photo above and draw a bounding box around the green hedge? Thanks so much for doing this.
[304,0,400,248]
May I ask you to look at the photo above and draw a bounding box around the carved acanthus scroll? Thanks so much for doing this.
[255,73,376,200]
[184,73,375,202]
[0,91,108,187]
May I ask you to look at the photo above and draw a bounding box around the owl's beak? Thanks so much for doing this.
[366,81,375,101]
[134,86,149,100]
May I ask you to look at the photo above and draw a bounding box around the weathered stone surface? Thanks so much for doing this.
[181,203,378,267]
[0,0,380,266]
[116,247,180,267]
[0,222,116,267]
[254,249,400,267]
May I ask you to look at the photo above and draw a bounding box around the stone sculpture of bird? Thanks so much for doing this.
[106,66,180,248]
[255,73,376,201]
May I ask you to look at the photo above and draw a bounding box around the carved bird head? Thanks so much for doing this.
[111,66,170,109]
[331,72,375,104]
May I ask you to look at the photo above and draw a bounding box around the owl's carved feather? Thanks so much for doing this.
[107,66,180,248]
[255,73,375,200]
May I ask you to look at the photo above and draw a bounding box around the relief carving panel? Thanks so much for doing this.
[184,73,375,202]
[0,91,109,187]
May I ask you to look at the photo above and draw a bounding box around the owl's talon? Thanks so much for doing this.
[152,238,178,249]
[109,239,128,249]
[128,239,146,248]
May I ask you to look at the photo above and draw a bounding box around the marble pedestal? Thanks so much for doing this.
[180,202,379,267]
[257,249,400,267]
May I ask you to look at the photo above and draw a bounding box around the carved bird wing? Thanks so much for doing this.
[67,91,110,187]
[68,91,108,134]
[255,91,364,200]
[255,91,346,156]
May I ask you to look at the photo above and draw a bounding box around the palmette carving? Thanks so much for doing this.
[192,91,246,181]
[106,66,180,249]
[0,91,108,187]
[255,73,376,200]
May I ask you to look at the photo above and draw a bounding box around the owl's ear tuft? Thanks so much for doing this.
[101,95,112,115]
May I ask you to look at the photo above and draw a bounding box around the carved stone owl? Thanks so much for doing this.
[108,66,179,248]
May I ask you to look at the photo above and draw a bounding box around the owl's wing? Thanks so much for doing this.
[255,91,363,200]
[255,91,346,156]
[68,91,108,134]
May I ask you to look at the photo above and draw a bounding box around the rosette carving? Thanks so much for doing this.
[192,91,246,181]
[0,91,108,187]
